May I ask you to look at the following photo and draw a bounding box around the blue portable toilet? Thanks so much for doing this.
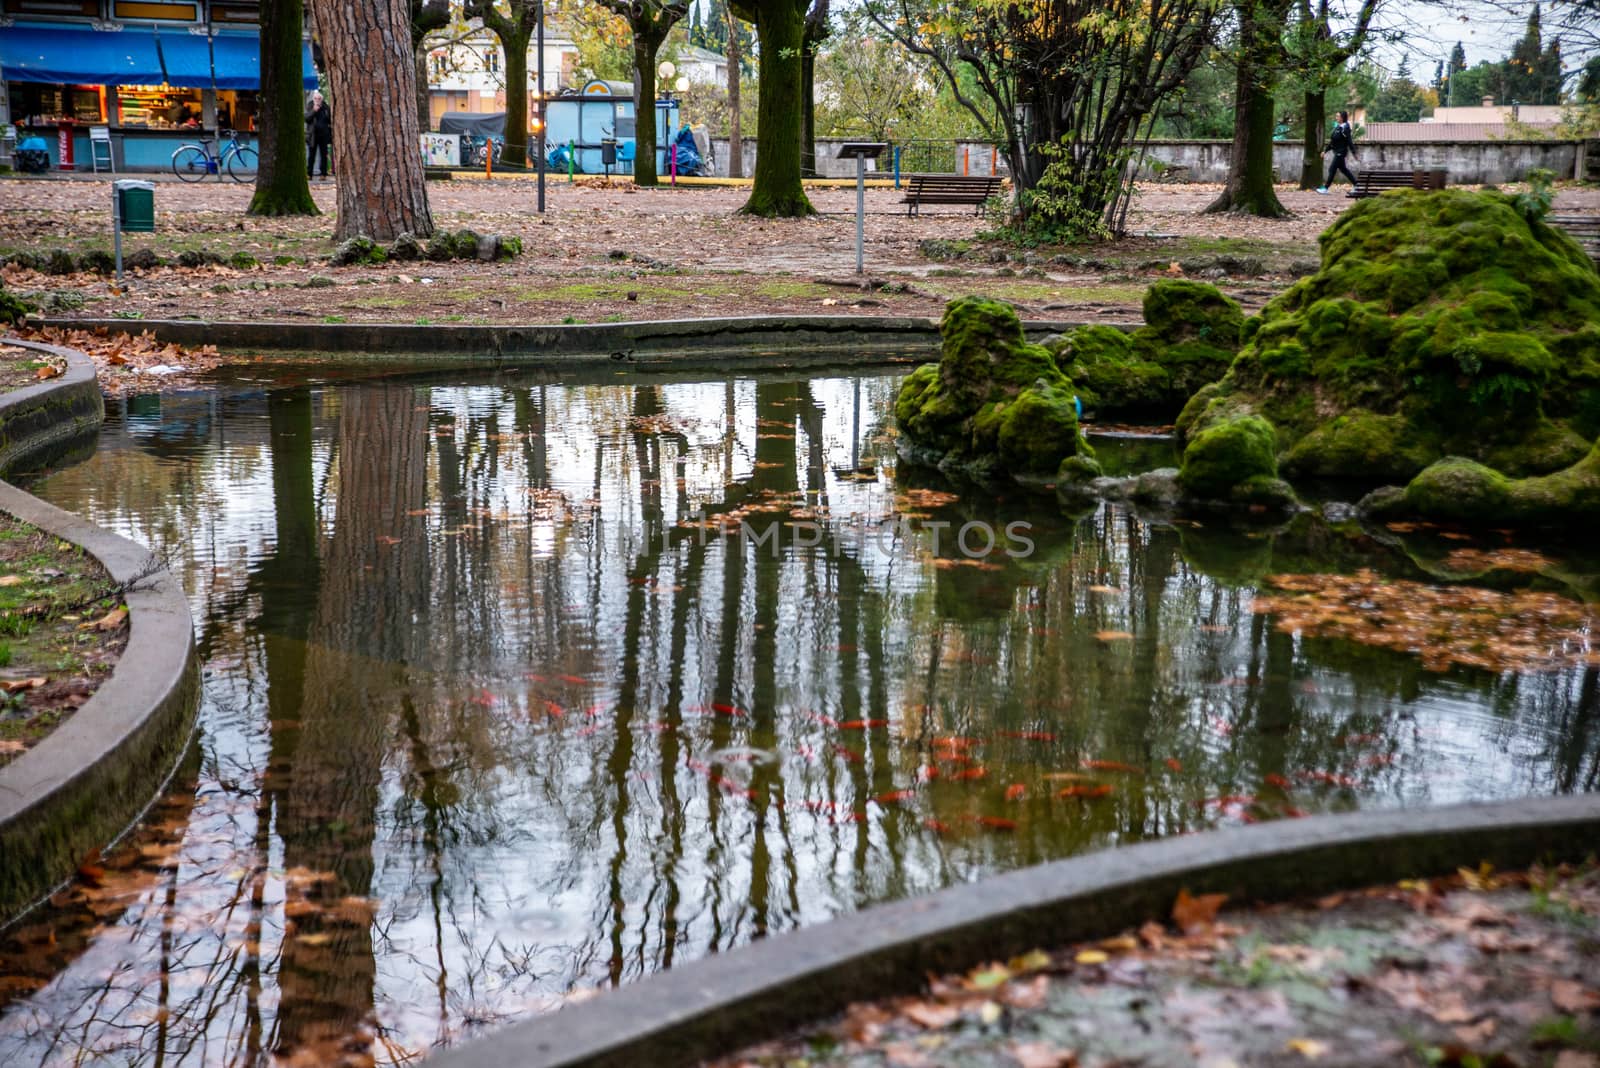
[543,79,680,176]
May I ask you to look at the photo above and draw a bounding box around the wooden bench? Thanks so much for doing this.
[902,174,1004,216]
[1346,168,1448,199]
[1548,214,1600,267]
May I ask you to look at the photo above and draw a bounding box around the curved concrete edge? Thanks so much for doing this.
[40,315,1108,369]
[425,793,1600,1068]
[0,366,199,927]
[0,338,104,478]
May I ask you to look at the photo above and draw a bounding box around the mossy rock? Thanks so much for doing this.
[125,249,163,271]
[1050,281,1243,418]
[496,235,523,261]
[44,250,78,275]
[896,297,1095,481]
[1185,190,1600,520]
[1179,414,1279,499]
[78,249,116,275]
[424,232,459,261]
[389,233,423,262]
[176,249,226,269]
[453,230,481,260]
[228,251,259,270]
[331,236,387,267]
[0,285,33,325]
[1382,442,1600,526]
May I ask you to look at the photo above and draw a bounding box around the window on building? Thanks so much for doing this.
[485,48,499,73]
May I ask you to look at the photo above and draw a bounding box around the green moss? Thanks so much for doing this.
[1185,190,1600,523]
[331,236,387,267]
[1179,414,1279,499]
[896,297,1091,480]
[1048,281,1244,418]
[0,285,32,326]
[228,251,259,270]
[1394,442,1600,526]
[496,235,523,260]
[1282,410,1437,482]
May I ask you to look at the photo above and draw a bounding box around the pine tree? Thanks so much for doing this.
[1506,5,1543,104]
[1446,41,1466,106]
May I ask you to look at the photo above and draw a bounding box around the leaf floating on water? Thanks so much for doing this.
[874,789,917,806]
[1094,630,1133,642]
[1004,783,1027,802]
[1172,888,1227,934]
[1255,570,1596,673]
[838,719,888,730]
[1164,758,1183,772]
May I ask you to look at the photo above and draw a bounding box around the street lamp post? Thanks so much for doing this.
[536,5,546,213]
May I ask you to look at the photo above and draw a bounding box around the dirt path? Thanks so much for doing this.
[2,178,1594,335]
[718,866,1600,1068]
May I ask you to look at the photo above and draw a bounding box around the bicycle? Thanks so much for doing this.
[172,129,258,183]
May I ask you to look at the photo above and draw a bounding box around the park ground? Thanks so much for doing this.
[717,865,1600,1068]
[3,177,1598,338]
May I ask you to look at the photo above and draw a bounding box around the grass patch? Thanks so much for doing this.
[0,515,127,767]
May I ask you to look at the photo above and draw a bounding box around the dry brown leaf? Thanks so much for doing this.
[81,607,127,632]
[1552,979,1600,1014]
[901,1000,961,1030]
[1094,630,1133,642]
[1172,888,1228,934]
[0,575,24,587]
[1008,1041,1077,1068]
[0,677,47,694]
[0,739,26,755]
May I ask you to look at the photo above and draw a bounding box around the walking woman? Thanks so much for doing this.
[1317,111,1358,193]
[306,91,333,180]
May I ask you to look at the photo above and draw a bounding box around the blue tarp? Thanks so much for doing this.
[671,125,705,176]
[0,23,163,85]
[155,31,212,88]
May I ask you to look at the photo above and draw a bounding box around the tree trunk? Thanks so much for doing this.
[801,47,817,178]
[501,29,532,168]
[414,47,432,133]
[310,0,434,239]
[726,12,743,178]
[1300,88,1324,189]
[739,0,814,216]
[249,0,317,217]
[634,36,661,186]
[1206,1,1289,217]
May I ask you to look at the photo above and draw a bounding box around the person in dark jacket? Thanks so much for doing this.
[305,91,332,180]
[1317,111,1358,193]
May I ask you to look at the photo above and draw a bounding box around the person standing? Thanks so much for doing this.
[305,91,333,180]
[1317,111,1358,194]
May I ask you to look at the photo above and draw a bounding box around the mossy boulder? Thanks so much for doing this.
[1177,189,1600,519]
[389,233,423,262]
[331,236,387,267]
[0,284,33,325]
[1178,414,1279,499]
[228,251,259,270]
[1371,441,1600,526]
[896,297,1096,481]
[1047,280,1244,417]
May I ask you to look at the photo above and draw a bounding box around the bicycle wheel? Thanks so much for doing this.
[172,145,209,182]
[226,145,259,183]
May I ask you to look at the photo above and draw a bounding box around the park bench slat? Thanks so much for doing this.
[1547,215,1600,266]
[1346,168,1448,199]
[903,174,1005,216]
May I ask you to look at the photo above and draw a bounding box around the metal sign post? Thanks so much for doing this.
[836,142,886,275]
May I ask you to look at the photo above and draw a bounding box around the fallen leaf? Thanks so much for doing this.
[967,963,1011,990]
[1094,630,1133,641]
[0,739,25,755]
[1008,1041,1077,1068]
[1172,888,1228,933]
[0,575,23,587]
[35,363,62,380]
[1286,1038,1329,1060]
[1074,949,1109,965]
[902,999,961,1030]
[81,606,127,632]
[0,677,47,694]
[1552,979,1600,1014]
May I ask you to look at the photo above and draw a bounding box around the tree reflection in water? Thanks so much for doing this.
[0,372,1595,1066]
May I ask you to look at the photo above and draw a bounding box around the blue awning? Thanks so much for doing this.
[155,31,212,89]
[208,31,260,91]
[0,23,163,86]
[208,31,317,91]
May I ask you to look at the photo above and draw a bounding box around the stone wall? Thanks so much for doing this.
[705,137,1586,186]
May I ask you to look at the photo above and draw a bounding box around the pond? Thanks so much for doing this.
[1,368,1596,1066]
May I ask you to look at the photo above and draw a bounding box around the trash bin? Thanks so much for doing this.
[601,138,617,169]
[114,179,155,233]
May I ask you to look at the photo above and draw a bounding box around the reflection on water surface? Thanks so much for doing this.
[0,371,1595,1065]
